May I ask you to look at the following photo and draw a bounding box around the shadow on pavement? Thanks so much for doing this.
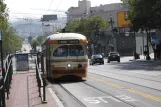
[47,76,86,85]
[110,60,161,71]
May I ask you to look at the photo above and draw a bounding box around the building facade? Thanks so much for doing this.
[66,0,161,57]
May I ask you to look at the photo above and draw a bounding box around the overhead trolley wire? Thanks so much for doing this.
[46,0,55,14]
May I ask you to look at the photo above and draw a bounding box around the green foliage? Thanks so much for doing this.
[3,26,23,53]
[65,16,109,38]
[66,19,80,32]
[0,1,23,55]
[128,0,161,31]
[28,36,33,44]
[85,16,108,37]
[31,39,40,51]
[127,0,161,59]
[36,35,46,45]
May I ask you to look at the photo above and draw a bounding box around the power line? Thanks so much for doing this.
[9,9,39,18]
[46,0,55,14]
[9,12,46,15]
[54,0,64,12]
[30,8,67,12]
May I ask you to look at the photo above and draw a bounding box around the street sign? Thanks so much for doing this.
[42,15,57,21]
[16,54,29,71]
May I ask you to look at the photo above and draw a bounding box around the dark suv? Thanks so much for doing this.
[89,55,104,65]
[107,52,120,63]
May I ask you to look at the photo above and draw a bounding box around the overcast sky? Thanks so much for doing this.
[5,0,121,21]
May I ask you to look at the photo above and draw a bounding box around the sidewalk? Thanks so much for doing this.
[130,53,161,62]
[6,71,61,107]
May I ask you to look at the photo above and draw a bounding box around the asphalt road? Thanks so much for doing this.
[50,57,161,107]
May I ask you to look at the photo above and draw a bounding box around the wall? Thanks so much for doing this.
[135,33,153,55]
[78,0,91,14]
[116,33,136,56]
[67,2,126,22]
[90,3,123,13]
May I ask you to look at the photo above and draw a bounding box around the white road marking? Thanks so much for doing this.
[116,95,137,102]
[48,88,65,107]
[84,95,137,104]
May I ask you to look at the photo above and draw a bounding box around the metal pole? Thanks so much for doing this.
[142,32,144,55]
[146,29,150,60]
[0,33,6,106]
[41,53,44,75]
[0,32,5,79]
[37,53,39,68]
[109,15,114,51]
[2,78,6,107]
[42,76,46,103]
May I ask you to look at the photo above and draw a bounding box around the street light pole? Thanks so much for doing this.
[110,15,114,33]
[0,31,4,78]
[108,15,115,51]
[0,31,6,107]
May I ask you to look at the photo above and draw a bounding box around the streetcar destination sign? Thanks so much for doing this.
[58,40,79,44]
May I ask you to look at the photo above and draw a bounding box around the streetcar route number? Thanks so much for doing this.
[84,95,137,104]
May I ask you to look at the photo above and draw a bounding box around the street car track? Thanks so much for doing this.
[58,82,87,107]
[57,82,87,107]
[88,72,161,92]
[55,80,139,107]
[88,67,161,83]
[82,81,139,107]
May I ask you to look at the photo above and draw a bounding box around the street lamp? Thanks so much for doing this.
[108,14,115,51]
[109,15,115,31]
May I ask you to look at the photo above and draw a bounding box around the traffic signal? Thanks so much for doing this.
[113,27,119,34]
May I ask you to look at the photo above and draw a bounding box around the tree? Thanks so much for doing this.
[36,35,46,45]
[31,39,40,52]
[85,16,108,40]
[127,0,161,60]
[66,19,80,32]
[2,26,23,54]
[28,36,33,44]
[65,16,109,40]
[0,0,23,57]
[75,18,88,35]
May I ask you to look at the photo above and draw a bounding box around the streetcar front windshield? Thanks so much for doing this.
[53,45,84,57]
[53,45,68,57]
[69,45,84,56]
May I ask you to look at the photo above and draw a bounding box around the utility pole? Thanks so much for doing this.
[108,14,115,52]
[145,28,151,60]
[0,31,6,107]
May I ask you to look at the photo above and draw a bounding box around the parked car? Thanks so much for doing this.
[107,52,120,63]
[89,54,104,65]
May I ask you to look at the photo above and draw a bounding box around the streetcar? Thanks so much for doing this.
[42,33,88,79]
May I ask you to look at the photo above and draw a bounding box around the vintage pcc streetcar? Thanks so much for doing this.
[42,33,88,79]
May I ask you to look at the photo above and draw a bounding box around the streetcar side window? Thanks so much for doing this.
[69,45,84,56]
[53,45,68,57]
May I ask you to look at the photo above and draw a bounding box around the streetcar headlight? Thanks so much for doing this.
[67,64,71,68]
[78,64,82,68]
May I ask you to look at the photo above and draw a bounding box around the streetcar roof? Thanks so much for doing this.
[47,33,87,41]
